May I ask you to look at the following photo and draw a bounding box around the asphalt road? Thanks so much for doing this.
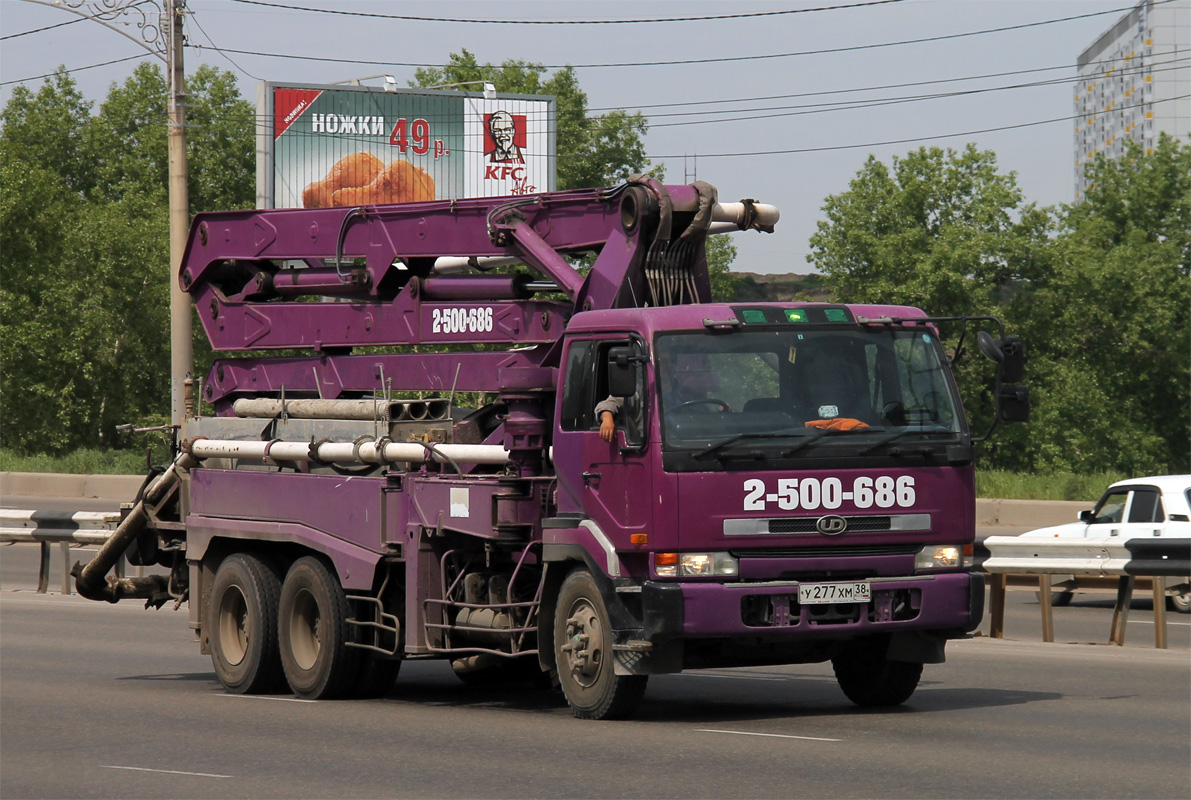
[2,583,1188,799]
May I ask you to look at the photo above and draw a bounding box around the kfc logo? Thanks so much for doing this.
[484,111,526,164]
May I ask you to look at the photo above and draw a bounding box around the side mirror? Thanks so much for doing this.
[1079,509,1095,523]
[998,384,1030,422]
[977,330,1003,365]
[977,331,1026,383]
[607,347,637,398]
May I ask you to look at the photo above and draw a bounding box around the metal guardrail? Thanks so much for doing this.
[982,535,1191,649]
[0,509,123,594]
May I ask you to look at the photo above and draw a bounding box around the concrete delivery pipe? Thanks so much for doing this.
[186,438,510,466]
[72,452,198,604]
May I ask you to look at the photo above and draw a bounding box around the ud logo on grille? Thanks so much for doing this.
[816,515,848,535]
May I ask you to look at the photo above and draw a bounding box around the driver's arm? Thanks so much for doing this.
[594,396,623,443]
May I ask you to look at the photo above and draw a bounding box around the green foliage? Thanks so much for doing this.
[0,446,163,475]
[411,49,652,189]
[975,470,1126,501]
[1017,136,1190,474]
[706,235,740,302]
[809,144,1049,311]
[1,64,254,455]
[808,138,1191,475]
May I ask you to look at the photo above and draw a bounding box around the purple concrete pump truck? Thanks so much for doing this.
[74,179,1029,719]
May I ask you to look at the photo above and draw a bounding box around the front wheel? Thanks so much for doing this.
[832,636,923,707]
[553,569,647,720]
[1169,589,1191,614]
[278,556,359,699]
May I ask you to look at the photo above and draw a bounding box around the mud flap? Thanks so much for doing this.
[613,639,683,676]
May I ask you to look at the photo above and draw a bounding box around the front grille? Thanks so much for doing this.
[730,544,919,559]
[767,515,893,533]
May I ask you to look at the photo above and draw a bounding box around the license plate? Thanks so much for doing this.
[798,581,871,605]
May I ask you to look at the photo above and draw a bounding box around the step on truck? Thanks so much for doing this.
[74,178,1029,719]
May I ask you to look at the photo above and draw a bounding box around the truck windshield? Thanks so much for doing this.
[655,327,964,455]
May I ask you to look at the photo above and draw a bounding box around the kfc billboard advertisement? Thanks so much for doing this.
[258,82,556,209]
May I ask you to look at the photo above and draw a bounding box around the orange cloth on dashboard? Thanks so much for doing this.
[805,418,870,431]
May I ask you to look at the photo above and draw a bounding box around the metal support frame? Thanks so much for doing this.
[987,573,1173,649]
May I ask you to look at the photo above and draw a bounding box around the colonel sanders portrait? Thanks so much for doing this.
[487,110,524,164]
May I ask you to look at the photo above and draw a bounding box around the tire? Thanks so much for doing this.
[832,636,923,708]
[553,569,647,720]
[278,556,359,699]
[208,553,285,694]
[1168,590,1191,614]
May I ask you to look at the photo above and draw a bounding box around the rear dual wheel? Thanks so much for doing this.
[208,554,285,694]
[278,556,360,699]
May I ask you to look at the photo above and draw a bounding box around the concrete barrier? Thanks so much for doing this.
[1,472,144,501]
[974,498,1087,531]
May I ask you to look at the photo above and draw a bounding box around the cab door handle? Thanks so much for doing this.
[582,472,602,482]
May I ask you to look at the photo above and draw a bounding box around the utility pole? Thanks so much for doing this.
[22,0,192,425]
[165,0,193,426]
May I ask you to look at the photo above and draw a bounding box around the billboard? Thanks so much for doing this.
[257,82,556,209]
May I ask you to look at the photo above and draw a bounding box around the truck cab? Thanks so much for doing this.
[547,302,986,712]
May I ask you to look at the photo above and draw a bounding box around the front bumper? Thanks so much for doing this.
[640,571,983,641]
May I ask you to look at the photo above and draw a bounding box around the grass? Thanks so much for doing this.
[2,448,1126,501]
[974,470,1125,502]
[0,448,160,476]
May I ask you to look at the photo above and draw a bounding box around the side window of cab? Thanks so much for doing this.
[559,337,645,446]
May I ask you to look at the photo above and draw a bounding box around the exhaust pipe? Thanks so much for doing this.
[72,452,196,606]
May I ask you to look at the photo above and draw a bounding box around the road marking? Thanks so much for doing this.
[678,672,787,682]
[101,766,232,779]
[215,693,317,703]
[698,728,842,742]
[1133,619,1191,627]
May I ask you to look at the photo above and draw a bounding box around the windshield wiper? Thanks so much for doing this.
[692,427,813,460]
[857,427,950,455]
[693,426,877,460]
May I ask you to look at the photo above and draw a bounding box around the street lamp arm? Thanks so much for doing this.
[18,0,168,62]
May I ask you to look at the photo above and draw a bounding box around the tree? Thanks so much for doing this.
[1017,136,1190,474]
[411,49,652,189]
[807,145,1049,458]
[808,145,1050,313]
[1,63,255,455]
[806,139,1191,474]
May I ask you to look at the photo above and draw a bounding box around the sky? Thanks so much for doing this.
[0,0,1166,275]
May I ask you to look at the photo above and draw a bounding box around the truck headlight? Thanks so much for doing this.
[915,545,968,571]
[654,552,739,578]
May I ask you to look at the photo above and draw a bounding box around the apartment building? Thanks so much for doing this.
[1074,0,1190,198]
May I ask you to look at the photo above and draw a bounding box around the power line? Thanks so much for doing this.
[186,8,264,81]
[227,0,908,25]
[196,2,1169,72]
[647,93,1191,160]
[643,57,1191,126]
[587,51,1171,114]
[0,17,84,40]
[173,53,1186,137]
[0,54,148,87]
